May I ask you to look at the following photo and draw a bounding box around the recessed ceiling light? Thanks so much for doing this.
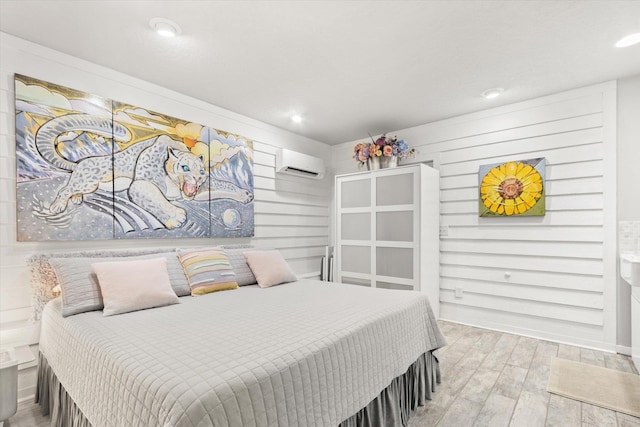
[615,33,640,48]
[481,88,504,100]
[291,114,303,123]
[149,18,182,38]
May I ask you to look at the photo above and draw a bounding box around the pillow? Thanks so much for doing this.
[49,252,190,317]
[92,258,180,316]
[177,248,239,295]
[49,257,104,317]
[28,247,182,320]
[223,248,257,286]
[244,250,297,288]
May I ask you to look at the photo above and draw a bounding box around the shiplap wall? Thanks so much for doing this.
[332,82,618,351]
[0,33,330,343]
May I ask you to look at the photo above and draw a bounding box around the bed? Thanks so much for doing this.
[33,251,445,427]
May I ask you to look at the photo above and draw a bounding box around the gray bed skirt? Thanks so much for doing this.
[339,351,441,427]
[36,351,440,427]
[36,353,91,427]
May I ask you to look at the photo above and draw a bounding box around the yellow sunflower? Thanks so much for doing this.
[480,161,543,216]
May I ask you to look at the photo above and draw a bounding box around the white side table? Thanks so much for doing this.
[0,348,18,425]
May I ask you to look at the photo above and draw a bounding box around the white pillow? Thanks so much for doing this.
[92,257,180,316]
[244,250,297,288]
[49,252,190,317]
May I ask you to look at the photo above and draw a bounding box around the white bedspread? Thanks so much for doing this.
[39,279,445,427]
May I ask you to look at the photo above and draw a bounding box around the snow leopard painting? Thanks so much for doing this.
[15,74,254,241]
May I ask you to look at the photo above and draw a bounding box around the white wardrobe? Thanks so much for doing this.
[335,163,440,318]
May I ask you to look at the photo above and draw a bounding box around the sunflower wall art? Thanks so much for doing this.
[479,158,545,217]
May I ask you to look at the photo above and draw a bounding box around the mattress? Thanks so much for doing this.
[39,279,446,426]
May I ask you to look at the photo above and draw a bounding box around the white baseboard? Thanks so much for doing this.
[616,345,632,356]
[18,392,35,404]
[438,317,618,353]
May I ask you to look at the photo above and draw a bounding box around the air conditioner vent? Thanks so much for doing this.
[276,149,325,180]
[283,166,319,176]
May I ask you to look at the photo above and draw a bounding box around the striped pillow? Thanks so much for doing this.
[176,249,239,296]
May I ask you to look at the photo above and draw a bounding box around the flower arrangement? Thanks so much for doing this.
[353,134,415,166]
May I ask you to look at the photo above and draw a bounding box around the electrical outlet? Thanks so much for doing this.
[439,225,449,237]
[455,287,463,298]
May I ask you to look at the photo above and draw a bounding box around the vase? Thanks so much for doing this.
[367,156,398,170]
[380,155,398,169]
[366,157,381,170]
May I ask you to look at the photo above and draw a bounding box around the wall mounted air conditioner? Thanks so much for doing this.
[275,148,325,179]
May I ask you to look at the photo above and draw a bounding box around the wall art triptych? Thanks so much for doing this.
[15,74,254,241]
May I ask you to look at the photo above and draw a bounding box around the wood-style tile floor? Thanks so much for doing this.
[409,321,640,427]
[5,321,640,427]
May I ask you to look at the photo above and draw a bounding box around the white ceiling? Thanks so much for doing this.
[1,1,640,144]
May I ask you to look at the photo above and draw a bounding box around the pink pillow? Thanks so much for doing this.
[244,250,297,288]
[92,257,180,316]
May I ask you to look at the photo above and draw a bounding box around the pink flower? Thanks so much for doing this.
[354,136,414,163]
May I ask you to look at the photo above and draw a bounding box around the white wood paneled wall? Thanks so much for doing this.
[0,33,330,334]
[252,142,330,275]
[332,82,617,351]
